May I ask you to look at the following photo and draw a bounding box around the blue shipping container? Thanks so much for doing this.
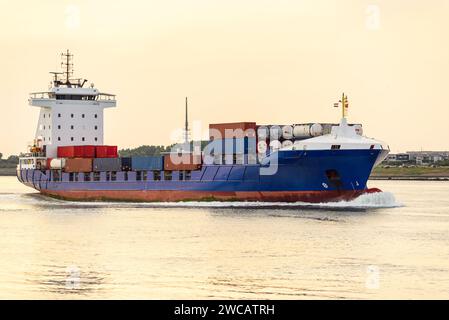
[204,137,256,155]
[131,156,164,170]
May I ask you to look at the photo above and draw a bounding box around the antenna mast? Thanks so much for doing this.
[184,97,189,143]
[61,49,74,87]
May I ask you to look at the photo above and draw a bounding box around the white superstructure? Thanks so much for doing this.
[28,50,116,158]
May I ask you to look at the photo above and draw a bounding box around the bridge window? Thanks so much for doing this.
[71,137,74,141]
[58,113,61,118]
[58,137,61,141]
[95,137,98,142]
[94,114,98,118]
[71,114,74,118]
[95,126,98,130]
[82,137,85,142]
[58,125,61,129]
[56,95,95,100]
[331,145,341,150]
[82,114,85,118]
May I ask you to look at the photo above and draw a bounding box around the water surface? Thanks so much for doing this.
[1,176,448,299]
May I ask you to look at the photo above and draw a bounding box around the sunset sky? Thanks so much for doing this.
[0,0,448,156]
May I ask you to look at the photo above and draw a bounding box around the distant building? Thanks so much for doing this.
[385,151,449,165]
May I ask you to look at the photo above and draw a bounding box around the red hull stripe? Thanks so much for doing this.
[41,188,382,203]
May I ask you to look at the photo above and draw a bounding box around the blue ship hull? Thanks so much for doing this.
[17,149,384,203]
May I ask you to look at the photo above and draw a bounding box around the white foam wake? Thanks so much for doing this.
[36,191,402,210]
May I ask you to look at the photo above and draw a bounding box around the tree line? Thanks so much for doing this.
[0,153,19,168]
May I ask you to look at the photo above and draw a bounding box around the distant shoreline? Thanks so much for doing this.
[370,176,449,181]
[0,168,15,176]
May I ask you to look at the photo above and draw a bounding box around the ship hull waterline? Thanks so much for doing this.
[39,188,382,203]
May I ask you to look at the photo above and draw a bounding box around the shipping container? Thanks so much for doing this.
[83,145,96,158]
[95,146,108,158]
[209,122,257,140]
[131,156,164,171]
[164,153,202,171]
[121,157,132,171]
[57,145,96,158]
[107,146,118,158]
[96,145,118,158]
[93,158,121,172]
[64,158,92,173]
[203,137,257,155]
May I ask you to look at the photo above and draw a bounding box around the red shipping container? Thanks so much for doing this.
[209,122,257,140]
[57,146,74,158]
[57,145,95,158]
[95,146,109,158]
[83,145,96,158]
[107,146,118,158]
[95,145,118,158]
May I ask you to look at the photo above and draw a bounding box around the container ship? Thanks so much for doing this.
[17,51,389,203]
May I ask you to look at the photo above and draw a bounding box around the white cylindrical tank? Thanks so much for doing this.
[354,124,363,136]
[257,126,269,140]
[310,123,323,137]
[293,124,311,138]
[257,140,268,154]
[269,140,282,151]
[269,125,282,140]
[281,125,293,139]
[281,140,293,148]
[50,158,66,169]
[293,140,303,150]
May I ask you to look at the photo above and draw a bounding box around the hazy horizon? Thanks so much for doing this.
[1,0,448,156]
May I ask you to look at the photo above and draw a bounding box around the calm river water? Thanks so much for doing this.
[0,176,448,299]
